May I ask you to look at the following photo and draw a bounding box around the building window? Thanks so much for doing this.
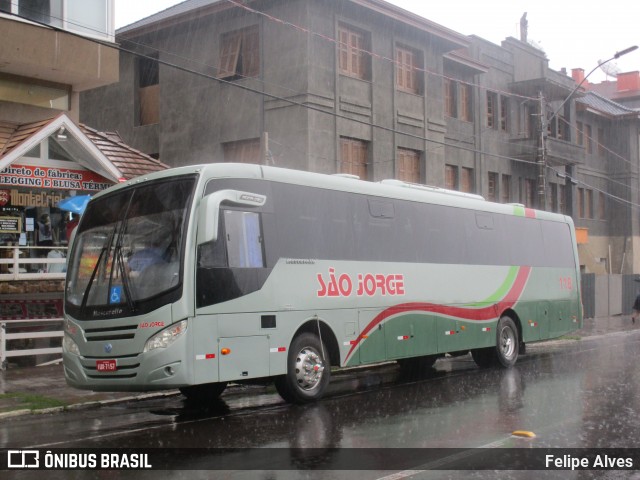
[487,172,498,202]
[585,189,593,219]
[576,122,584,146]
[8,0,111,39]
[460,83,472,122]
[597,128,605,155]
[217,25,260,80]
[138,55,159,126]
[445,165,458,190]
[487,91,498,128]
[501,175,511,203]
[396,45,421,94]
[559,184,566,215]
[549,183,558,213]
[15,0,60,24]
[396,148,421,183]
[500,95,509,132]
[521,103,531,138]
[340,137,368,179]
[524,179,536,208]
[460,167,474,193]
[557,116,567,140]
[599,192,606,220]
[578,188,585,218]
[444,79,457,117]
[338,24,370,80]
[585,124,593,154]
[66,0,109,38]
[223,138,261,164]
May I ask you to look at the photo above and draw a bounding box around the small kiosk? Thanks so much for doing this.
[0,113,167,366]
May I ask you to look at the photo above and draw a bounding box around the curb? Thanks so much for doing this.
[0,391,182,421]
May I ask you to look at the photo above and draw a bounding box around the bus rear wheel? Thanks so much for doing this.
[472,316,519,368]
[496,316,519,367]
[180,382,227,403]
[275,332,331,404]
[471,347,495,368]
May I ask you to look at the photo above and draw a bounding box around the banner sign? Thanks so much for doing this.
[0,216,21,233]
[2,447,640,471]
[0,164,113,192]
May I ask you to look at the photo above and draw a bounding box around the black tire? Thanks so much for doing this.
[472,316,519,368]
[180,382,227,403]
[397,355,437,376]
[495,316,519,368]
[471,347,496,368]
[274,332,331,404]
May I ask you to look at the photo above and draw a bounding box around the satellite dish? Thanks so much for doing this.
[598,59,620,80]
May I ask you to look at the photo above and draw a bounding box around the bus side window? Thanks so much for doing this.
[224,210,265,268]
[198,240,226,268]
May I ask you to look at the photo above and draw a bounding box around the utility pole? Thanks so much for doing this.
[537,45,637,212]
[537,91,547,210]
[261,131,272,165]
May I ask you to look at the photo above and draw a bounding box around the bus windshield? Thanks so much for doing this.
[65,175,196,319]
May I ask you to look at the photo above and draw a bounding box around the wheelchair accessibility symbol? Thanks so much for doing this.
[110,286,122,304]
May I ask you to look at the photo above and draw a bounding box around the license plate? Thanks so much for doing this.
[96,359,117,372]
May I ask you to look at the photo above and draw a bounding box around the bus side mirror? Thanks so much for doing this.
[197,190,266,244]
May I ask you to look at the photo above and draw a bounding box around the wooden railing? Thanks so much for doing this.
[0,246,67,281]
[0,318,63,370]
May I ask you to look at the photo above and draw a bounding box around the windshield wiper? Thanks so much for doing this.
[108,194,136,314]
[79,246,107,315]
[115,243,136,314]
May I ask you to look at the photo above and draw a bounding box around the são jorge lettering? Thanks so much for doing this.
[317,268,405,298]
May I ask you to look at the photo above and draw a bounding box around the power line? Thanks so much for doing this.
[4,5,638,213]
[558,116,637,169]
[3,9,542,168]
[547,165,640,212]
[223,0,540,103]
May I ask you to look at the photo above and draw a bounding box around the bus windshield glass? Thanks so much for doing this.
[65,175,196,319]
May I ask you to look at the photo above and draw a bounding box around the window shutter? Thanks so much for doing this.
[217,31,242,78]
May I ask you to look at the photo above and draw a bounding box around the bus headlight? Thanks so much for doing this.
[143,320,188,353]
[63,334,80,356]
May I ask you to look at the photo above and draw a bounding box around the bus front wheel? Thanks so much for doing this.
[275,332,331,404]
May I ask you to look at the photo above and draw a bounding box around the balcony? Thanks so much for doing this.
[508,134,585,168]
[545,136,586,166]
[0,15,118,92]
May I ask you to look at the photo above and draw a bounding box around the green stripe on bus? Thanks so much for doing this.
[475,265,519,306]
[513,205,525,217]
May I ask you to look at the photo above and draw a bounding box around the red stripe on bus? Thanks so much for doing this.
[345,266,531,362]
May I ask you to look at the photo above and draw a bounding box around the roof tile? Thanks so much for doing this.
[0,116,168,181]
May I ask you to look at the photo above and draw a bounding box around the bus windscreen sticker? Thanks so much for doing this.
[109,286,123,304]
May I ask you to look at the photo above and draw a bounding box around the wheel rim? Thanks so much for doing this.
[294,346,325,391]
[499,325,516,359]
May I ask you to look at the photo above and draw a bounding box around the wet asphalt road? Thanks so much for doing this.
[3,330,640,479]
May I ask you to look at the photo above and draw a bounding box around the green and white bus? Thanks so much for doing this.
[62,163,582,403]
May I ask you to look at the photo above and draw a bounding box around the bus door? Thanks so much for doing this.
[217,313,270,382]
